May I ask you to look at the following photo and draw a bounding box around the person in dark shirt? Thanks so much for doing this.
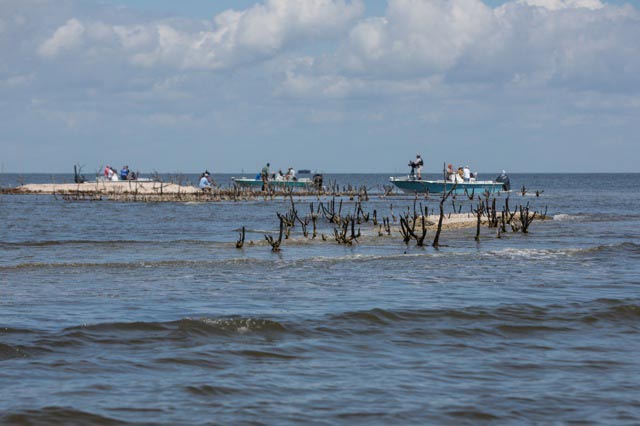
[261,163,270,191]
[120,165,129,180]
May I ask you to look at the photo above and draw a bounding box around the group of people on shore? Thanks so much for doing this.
[103,165,137,181]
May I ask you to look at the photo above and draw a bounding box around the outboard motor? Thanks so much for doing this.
[313,174,323,190]
[495,170,510,191]
[408,161,416,179]
[73,165,85,184]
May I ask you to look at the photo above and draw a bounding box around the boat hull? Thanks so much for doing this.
[390,177,503,194]
[232,178,313,189]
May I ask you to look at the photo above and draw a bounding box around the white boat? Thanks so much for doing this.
[390,170,511,194]
[232,176,316,189]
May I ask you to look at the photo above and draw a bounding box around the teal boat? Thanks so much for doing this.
[232,177,315,189]
[390,171,510,194]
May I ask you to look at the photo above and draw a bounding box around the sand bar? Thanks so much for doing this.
[9,181,202,195]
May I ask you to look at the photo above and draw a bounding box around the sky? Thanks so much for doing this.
[1,0,638,173]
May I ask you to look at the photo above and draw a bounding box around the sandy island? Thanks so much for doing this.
[10,181,202,195]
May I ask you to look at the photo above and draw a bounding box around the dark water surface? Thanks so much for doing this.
[1,173,639,425]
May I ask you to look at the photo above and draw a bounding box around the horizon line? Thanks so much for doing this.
[1,171,638,175]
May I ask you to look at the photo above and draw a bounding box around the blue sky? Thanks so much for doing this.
[1,0,638,173]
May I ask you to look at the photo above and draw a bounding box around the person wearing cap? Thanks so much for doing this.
[446,164,455,182]
[199,172,212,191]
[204,170,215,185]
[414,154,423,179]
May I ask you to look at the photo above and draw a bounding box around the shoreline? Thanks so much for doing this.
[1,181,380,200]
[5,181,202,195]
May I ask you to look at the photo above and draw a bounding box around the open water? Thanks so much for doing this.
[1,173,639,425]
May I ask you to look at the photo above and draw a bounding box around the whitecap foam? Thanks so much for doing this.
[553,214,576,221]
[484,247,589,260]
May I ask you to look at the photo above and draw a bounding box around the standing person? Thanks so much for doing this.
[414,154,423,180]
[462,166,471,181]
[104,165,111,178]
[120,165,129,180]
[261,163,270,191]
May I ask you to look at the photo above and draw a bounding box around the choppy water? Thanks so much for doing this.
[1,173,639,425]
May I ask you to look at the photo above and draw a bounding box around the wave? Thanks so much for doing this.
[0,251,457,271]
[4,241,637,271]
[184,384,241,396]
[485,242,640,260]
[582,299,640,322]
[552,214,576,221]
[0,317,291,361]
[0,257,261,271]
[0,341,54,361]
[1,406,125,425]
[227,349,298,359]
[64,321,169,333]
[446,410,500,421]
[575,241,640,258]
[1,326,36,334]
[0,342,27,361]
[178,317,287,335]
[0,239,231,248]
[2,300,638,363]
[330,299,640,331]
[554,213,640,223]
[62,317,287,339]
[297,241,640,266]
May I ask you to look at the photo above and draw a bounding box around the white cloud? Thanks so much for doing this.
[37,0,364,70]
[518,0,603,10]
[31,0,639,94]
[279,0,640,98]
[217,0,363,52]
[0,73,34,89]
[340,0,494,76]
[38,18,85,57]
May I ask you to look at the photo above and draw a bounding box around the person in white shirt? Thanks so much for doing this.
[414,155,423,179]
[286,168,296,180]
[199,173,212,190]
[462,166,471,181]
[109,167,119,181]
